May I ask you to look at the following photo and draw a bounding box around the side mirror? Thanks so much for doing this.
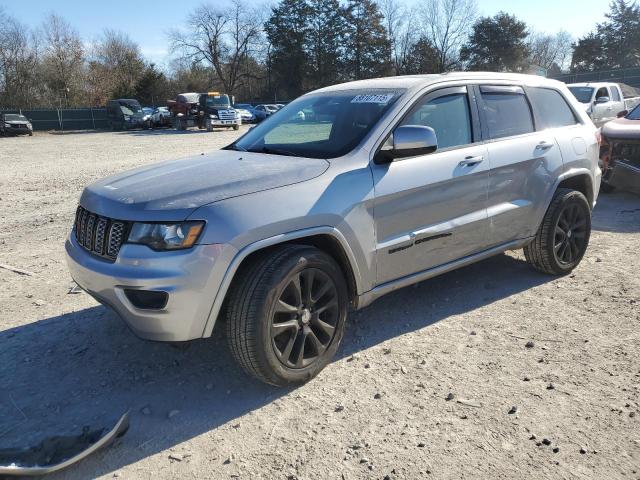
[617,110,628,118]
[595,96,610,104]
[378,125,438,162]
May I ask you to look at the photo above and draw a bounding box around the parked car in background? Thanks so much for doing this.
[151,107,171,128]
[232,105,256,123]
[67,72,599,387]
[598,103,640,194]
[253,104,279,121]
[142,107,154,127]
[567,82,640,127]
[1,113,33,136]
[106,99,149,130]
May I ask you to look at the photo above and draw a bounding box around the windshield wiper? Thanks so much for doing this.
[247,146,300,157]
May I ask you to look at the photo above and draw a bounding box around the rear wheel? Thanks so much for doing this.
[225,245,348,386]
[524,188,591,275]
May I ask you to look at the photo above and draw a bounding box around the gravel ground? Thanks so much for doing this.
[0,130,639,480]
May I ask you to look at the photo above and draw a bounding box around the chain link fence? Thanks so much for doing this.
[551,67,640,90]
[0,107,109,131]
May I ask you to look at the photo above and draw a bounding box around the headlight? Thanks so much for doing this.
[127,221,204,251]
[210,114,218,119]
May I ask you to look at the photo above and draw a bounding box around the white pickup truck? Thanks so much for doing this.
[567,82,640,127]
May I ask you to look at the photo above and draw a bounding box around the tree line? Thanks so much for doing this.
[1,0,638,109]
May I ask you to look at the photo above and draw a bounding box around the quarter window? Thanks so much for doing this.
[400,93,472,149]
[480,89,534,139]
[528,88,579,129]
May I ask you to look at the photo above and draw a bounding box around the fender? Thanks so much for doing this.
[200,226,364,338]
[553,166,599,206]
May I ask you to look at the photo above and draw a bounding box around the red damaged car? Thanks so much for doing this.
[599,104,640,194]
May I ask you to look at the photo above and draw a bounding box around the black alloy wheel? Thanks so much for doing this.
[553,202,588,265]
[270,268,339,369]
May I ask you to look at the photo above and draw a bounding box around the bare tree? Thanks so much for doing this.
[169,0,262,96]
[379,0,418,75]
[528,30,573,73]
[40,13,85,106]
[90,29,145,101]
[0,9,40,107]
[418,0,478,71]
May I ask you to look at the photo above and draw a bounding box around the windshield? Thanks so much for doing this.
[627,104,640,120]
[4,114,27,121]
[205,94,231,108]
[568,87,594,103]
[230,89,404,159]
[119,101,142,114]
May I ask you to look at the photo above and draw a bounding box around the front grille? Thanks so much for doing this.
[74,206,129,261]
[218,109,237,120]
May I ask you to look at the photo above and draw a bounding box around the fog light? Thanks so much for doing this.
[124,289,168,310]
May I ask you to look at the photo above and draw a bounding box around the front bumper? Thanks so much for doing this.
[210,118,241,127]
[65,232,231,341]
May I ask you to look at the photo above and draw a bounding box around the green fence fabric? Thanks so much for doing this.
[0,108,108,131]
[551,67,640,90]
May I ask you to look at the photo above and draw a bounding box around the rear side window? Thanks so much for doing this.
[527,88,579,129]
[401,93,472,149]
[611,86,621,102]
[480,87,534,139]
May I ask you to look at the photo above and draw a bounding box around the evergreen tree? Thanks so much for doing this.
[460,12,529,72]
[403,37,440,74]
[307,0,347,87]
[343,0,392,80]
[264,0,312,98]
[572,0,640,72]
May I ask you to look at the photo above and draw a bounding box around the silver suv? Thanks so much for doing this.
[66,73,600,386]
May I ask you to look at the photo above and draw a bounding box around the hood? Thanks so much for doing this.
[80,150,329,221]
[5,120,29,125]
[602,117,640,141]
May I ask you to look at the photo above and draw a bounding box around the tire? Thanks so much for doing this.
[206,119,213,132]
[233,124,240,131]
[225,245,349,386]
[524,188,592,275]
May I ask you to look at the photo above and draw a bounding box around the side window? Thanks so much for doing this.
[611,86,622,102]
[595,87,608,100]
[527,88,579,129]
[400,92,472,149]
[480,87,534,139]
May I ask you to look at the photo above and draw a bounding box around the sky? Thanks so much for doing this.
[1,0,613,68]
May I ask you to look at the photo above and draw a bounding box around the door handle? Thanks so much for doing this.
[458,155,483,167]
[536,141,554,151]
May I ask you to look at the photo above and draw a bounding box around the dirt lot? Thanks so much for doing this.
[0,129,639,480]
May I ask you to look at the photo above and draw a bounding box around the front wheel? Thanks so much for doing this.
[524,188,591,275]
[225,245,348,386]
[233,124,240,131]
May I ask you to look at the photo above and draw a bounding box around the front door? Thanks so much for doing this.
[371,86,490,285]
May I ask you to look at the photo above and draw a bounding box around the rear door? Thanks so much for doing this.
[477,85,565,246]
[371,85,490,284]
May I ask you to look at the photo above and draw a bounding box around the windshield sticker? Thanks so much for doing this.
[351,93,395,104]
